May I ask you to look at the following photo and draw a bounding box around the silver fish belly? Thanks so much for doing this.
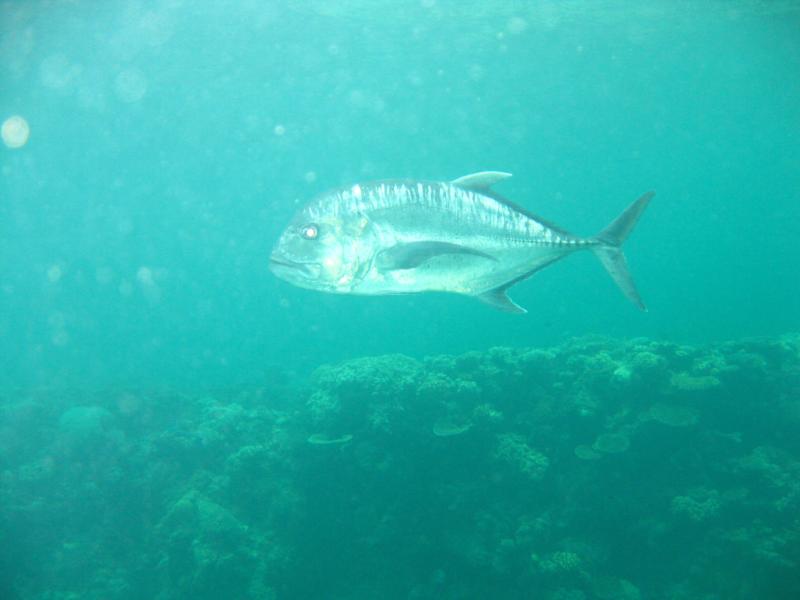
[270,171,653,313]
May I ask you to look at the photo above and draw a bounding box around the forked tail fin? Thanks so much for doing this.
[591,191,654,311]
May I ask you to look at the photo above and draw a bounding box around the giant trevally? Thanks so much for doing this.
[269,171,653,313]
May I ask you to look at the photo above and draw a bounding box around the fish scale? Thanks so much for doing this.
[330,181,553,243]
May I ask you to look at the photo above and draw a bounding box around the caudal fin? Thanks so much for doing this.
[591,191,654,311]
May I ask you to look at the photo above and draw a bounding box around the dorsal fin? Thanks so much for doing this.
[451,172,574,238]
[451,171,512,192]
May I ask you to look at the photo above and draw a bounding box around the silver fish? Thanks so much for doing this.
[270,171,653,313]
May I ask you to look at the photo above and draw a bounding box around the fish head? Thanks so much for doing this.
[270,204,372,293]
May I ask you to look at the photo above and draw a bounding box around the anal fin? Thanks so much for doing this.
[474,254,569,315]
[476,288,527,314]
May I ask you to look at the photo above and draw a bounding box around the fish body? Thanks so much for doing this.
[270,171,652,313]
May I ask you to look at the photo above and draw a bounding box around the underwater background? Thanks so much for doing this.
[1,1,799,599]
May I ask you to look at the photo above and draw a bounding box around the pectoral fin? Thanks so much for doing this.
[376,241,497,270]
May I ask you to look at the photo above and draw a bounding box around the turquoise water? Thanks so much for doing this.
[1,2,799,599]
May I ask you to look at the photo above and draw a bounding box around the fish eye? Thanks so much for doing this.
[300,223,319,240]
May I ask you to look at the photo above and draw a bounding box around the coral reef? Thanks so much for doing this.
[494,433,550,479]
[1,334,799,598]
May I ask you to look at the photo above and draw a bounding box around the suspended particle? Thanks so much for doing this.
[2,115,30,148]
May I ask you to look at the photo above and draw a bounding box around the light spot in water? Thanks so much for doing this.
[468,64,485,82]
[507,17,529,35]
[274,124,286,136]
[117,393,142,416]
[506,17,528,35]
[118,281,134,296]
[348,89,365,108]
[117,218,134,236]
[140,10,174,47]
[136,267,154,286]
[2,115,30,148]
[95,267,114,285]
[407,71,423,87]
[115,68,148,103]
[48,313,68,346]
[52,330,69,347]
[48,312,66,328]
[137,267,162,303]
[47,265,63,283]
[40,54,81,89]
[304,171,317,183]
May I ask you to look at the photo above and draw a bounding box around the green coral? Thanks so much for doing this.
[536,551,582,573]
[311,354,422,400]
[5,333,800,599]
[156,490,262,599]
[629,350,667,372]
[473,403,504,424]
[647,403,699,427]
[670,372,721,391]
[574,445,602,460]
[416,372,480,404]
[495,433,549,479]
[671,488,721,522]
[592,432,630,454]
[57,405,117,451]
[432,421,471,437]
[308,354,422,432]
[307,433,353,445]
[548,589,587,600]
[591,576,641,600]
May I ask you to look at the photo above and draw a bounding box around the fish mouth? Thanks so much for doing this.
[269,255,320,278]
